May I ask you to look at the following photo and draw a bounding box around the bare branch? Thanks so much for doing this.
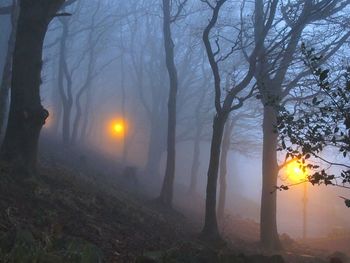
[54,12,72,17]
[200,0,214,10]
[202,0,227,113]
[170,0,188,23]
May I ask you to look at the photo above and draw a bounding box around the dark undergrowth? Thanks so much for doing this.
[0,158,193,262]
[0,138,347,263]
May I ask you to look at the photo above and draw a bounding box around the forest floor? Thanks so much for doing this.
[0,138,349,263]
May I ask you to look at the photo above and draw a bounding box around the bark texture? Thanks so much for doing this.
[1,0,65,174]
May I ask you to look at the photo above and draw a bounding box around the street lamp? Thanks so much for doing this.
[108,119,126,138]
[285,159,309,240]
[113,122,125,135]
[107,118,128,162]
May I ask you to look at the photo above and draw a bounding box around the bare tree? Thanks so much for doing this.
[0,0,69,174]
[71,1,116,145]
[57,17,73,145]
[242,0,350,250]
[200,0,260,241]
[123,4,168,179]
[158,0,188,207]
[187,75,212,195]
[217,103,262,221]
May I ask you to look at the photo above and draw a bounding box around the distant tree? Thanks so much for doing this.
[57,16,73,145]
[0,0,18,137]
[158,0,188,208]
[71,1,118,145]
[187,66,213,195]
[124,5,168,180]
[0,0,69,174]
[217,104,262,221]
[54,0,120,145]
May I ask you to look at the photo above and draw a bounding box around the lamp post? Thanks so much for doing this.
[302,181,308,240]
[285,159,308,240]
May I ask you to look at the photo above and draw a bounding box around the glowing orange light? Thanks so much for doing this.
[113,123,124,134]
[108,119,127,138]
[285,159,308,182]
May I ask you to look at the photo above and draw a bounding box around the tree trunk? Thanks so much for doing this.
[79,87,91,142]
[217,120,233,221]
[159,0,179,207]
[120,53,127,163]
[61,101,72,145]
[260,105,282,250]
[71,93,83,144]
[72,9,98,145]
[0,1,19,138]
[57,19,72,145]
[71,82,90,144]
[188,76,207,195]
[1,0,64,174]
[145,119,165,178]
[201,112,227,240]
[188,128,201,195]
[50,72,62,136]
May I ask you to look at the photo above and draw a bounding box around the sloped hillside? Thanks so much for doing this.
[0,158,191,262]
[0,139,347,263]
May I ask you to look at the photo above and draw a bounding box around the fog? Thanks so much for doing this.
[0,0,350,261]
